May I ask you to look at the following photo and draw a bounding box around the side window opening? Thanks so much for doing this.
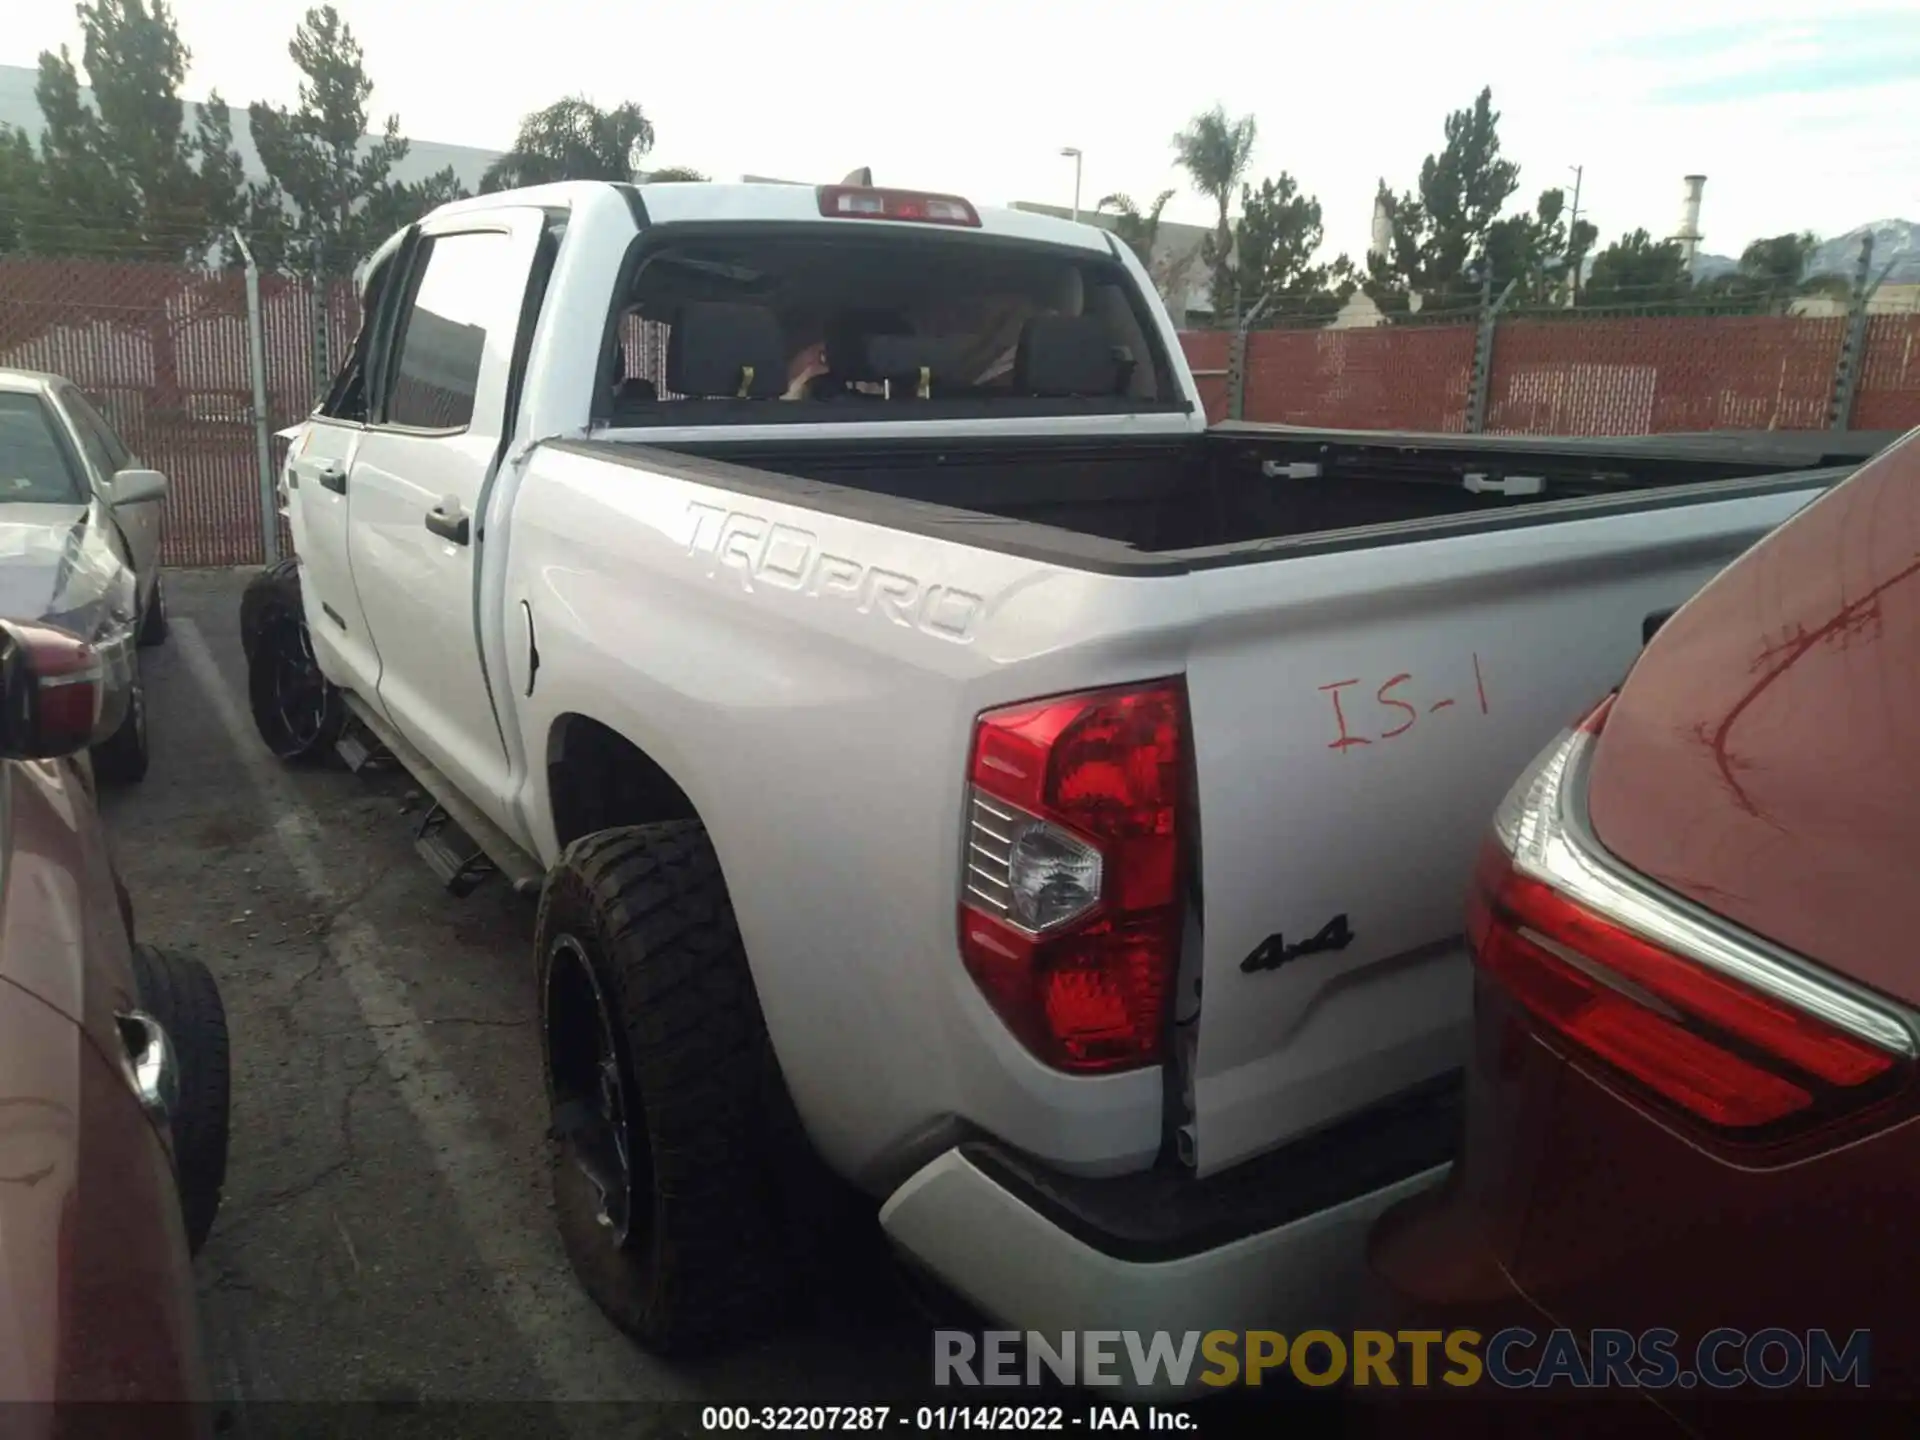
[321,346,373,425]
[321,273,386,423]
[62,394,120,481]
[67,392,132,472]
[384,231,510,432]
[321,229,411,425]
[0,393,86,503]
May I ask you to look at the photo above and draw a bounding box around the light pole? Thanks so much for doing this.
[1566,164,1584,307]
[1060,146,1083,223]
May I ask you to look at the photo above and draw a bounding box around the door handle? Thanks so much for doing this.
[425,500,470,546]
[316,462,347,494]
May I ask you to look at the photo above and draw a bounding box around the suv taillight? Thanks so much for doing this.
[1472,696,1912,1136]
[959,680,1187,1074]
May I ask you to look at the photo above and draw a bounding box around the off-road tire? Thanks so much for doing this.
[91,649,149,785]
[241,558,345,763]
[536,820,805,1356]
[138,570,169,647]
[129,944,231,1255]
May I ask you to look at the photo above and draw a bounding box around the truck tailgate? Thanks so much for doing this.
[1178,486,1823,1177]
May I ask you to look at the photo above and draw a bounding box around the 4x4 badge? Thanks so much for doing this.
[1240,914,1355,974]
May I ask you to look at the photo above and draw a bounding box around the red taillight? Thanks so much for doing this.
[817,185,981,227]
[0,620,103,761]
[959,681,1186,1073]
[1473,702,1908,1135]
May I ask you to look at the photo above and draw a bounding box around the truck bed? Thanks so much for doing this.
[590,425,1897,568]
[517,417,1889,1184]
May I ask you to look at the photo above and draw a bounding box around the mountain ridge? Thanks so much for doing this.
[1690,218,1919,285]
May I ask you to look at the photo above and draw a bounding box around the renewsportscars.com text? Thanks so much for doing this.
[934,1328,1872,1390]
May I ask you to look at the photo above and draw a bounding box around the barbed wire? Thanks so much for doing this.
[1180,274,1893,332]
[0,238,272,265]
[0,203,368,268]
[2,231,1903,331]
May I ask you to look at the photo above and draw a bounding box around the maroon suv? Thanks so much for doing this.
[1365,425,1920,1436]
[0,619,228,1424]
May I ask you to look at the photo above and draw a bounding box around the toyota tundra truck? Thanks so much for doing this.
[242,177,1891,1362]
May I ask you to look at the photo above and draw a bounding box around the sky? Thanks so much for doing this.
[5,0,1918,262]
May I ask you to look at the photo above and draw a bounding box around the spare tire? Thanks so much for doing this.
[129,944,231,1254]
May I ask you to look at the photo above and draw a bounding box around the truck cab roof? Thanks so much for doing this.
[420,179,1118,256]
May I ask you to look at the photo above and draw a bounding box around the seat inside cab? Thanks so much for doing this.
[595,229,1170,424]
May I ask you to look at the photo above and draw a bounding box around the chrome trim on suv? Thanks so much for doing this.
[1514,725,1916,1061]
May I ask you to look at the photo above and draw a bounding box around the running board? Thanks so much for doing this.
[414,802,495,898]
[339,693,546,897]
[335,728,388,774]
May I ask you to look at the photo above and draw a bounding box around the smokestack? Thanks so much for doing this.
[1675,175,1706,268]
[1369,194,1393,262]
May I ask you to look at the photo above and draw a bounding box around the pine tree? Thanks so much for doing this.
[0,128,47,254]
[1233,174,1354,326]
[482,98,655,192]
[31,0,243,260]
[247,5,464,277]
[1582,229,1693,309]
[1364,87,1521,314]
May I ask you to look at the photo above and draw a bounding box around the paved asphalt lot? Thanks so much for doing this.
[103,569,938,1438]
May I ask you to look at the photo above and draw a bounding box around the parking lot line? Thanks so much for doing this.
[174,618,683,1410]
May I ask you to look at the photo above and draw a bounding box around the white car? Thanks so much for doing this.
[246,179,1885,1377]
[0,371,169,782]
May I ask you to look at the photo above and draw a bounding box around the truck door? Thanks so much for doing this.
[285,230,416,707]
[344,210,546,827]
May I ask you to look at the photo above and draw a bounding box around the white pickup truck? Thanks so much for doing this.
[246,178,1886,1361]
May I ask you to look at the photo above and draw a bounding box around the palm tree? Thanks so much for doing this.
[481,97,655,192]
[1097,190,1174,267]
[1172,105,1257,319]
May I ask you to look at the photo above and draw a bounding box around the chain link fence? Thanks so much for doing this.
[3,256,1917,572]
[1186,314,1920,435]
[1192,279,1920,437]
[1247,325,1479,431]
[0,256,353,567]
[1855,317,1920,431]
[1487,315,1848,434]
